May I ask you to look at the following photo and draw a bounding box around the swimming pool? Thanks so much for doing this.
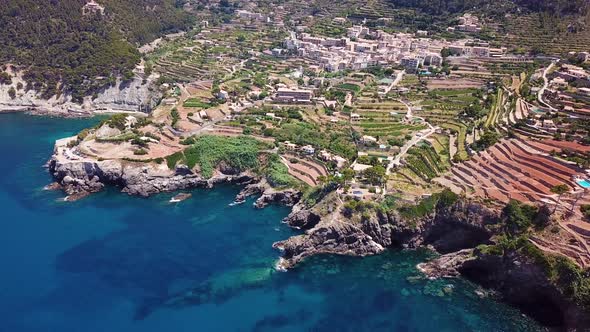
[576,179,590,189]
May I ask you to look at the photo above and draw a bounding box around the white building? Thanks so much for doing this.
[401,57,422,72]
[275,88,313,103]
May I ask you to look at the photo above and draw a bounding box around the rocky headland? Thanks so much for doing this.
[273,192,495,270]
[47,136,302,207]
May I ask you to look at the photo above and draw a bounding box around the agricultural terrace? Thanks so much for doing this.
[386,143,449,199]
[411,88,483,162]
[503,14,590,54]
[232,106,358,162]
[352,82,426,154]
[146,26,288,83]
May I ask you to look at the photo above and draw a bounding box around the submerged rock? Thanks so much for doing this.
[170,192,192,203]
[417,249,476,279]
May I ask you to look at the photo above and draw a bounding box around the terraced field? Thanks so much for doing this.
[404,143,450,182]
[146,28,288,83]
[484,89,508,128]
[413,89,479,161]
[503,14,590,55]
[353,85,425,143]
[437,139,584,204]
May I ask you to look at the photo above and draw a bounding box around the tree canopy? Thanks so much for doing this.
[0,0,193,101]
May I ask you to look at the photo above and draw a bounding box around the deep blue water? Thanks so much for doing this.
[0,113,544,331]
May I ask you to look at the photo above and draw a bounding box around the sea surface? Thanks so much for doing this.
[0,113,544,331]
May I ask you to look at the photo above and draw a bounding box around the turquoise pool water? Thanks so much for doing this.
[0,113,544,331]
[577,179,590,189]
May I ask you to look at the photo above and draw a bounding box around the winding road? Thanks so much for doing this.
[385,100,438,175]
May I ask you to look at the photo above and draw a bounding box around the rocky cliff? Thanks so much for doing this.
[48,157,256,200]
[420,249,590,329]
[272,193,590,329]
[273,194,496,269]
[0,67,161,116]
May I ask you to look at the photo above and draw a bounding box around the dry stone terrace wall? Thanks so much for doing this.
[438,139,584,205]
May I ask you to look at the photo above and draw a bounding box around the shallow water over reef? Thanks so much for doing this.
[0,113,543,331]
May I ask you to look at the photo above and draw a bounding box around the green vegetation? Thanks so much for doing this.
[473,130,501,151]
[165,135,266,178]
[336,83,361,93]
[165,151,184,169]
[405,144,449,181]
[183,98,213,108]
[134,148,148,155]
[415,88,481,161]
[0,0,192,100]
[99,114,131,131]
[170,108,180,128]
[582,205,590,220]
[342,199,380,217]
[266,121,357,161]
[478,235,590,310]
[362,165,387,185]
[264,154,298,188]
[399,189,458,220]
[309,19,349,37]
[502,199,548,234]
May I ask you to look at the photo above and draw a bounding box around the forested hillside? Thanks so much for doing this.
[387,0,590,16]
[0,0,193,102]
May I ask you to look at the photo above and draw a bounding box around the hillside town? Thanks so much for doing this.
[281,23,506,74]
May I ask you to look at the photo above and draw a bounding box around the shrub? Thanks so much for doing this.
[8,87,16,99]
[182,135,263,178]
[399,189,457,219]
[265,154,297,187]
[502,200,538,235]
[170,108,180,127]
[77,128,90,141]
[166,151,184,169]
[180,136,197,145]
[134,148,148,155]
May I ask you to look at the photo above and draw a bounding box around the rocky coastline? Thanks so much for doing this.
[272,193,590,330]
[273,194,496,270]
[47,150,303,208]
[47,146,589,329]
[49,156,256,200]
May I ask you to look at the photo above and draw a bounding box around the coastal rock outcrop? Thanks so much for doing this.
[233,180,302,208]
[416,249,476,278]
[48,157,255,199]
[273,223,385,270]
[282,207,321,230]
[418,249,590,329]
[254,188,302,209]
[273,195,496,269]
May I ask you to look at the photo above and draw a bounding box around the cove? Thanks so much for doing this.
[0,113,543,331]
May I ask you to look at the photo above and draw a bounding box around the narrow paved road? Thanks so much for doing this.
[381,70,405,95]
[386,100,437,175]
[538,61,558,111]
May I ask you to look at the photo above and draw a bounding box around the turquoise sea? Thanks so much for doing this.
[0,113,544,331]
